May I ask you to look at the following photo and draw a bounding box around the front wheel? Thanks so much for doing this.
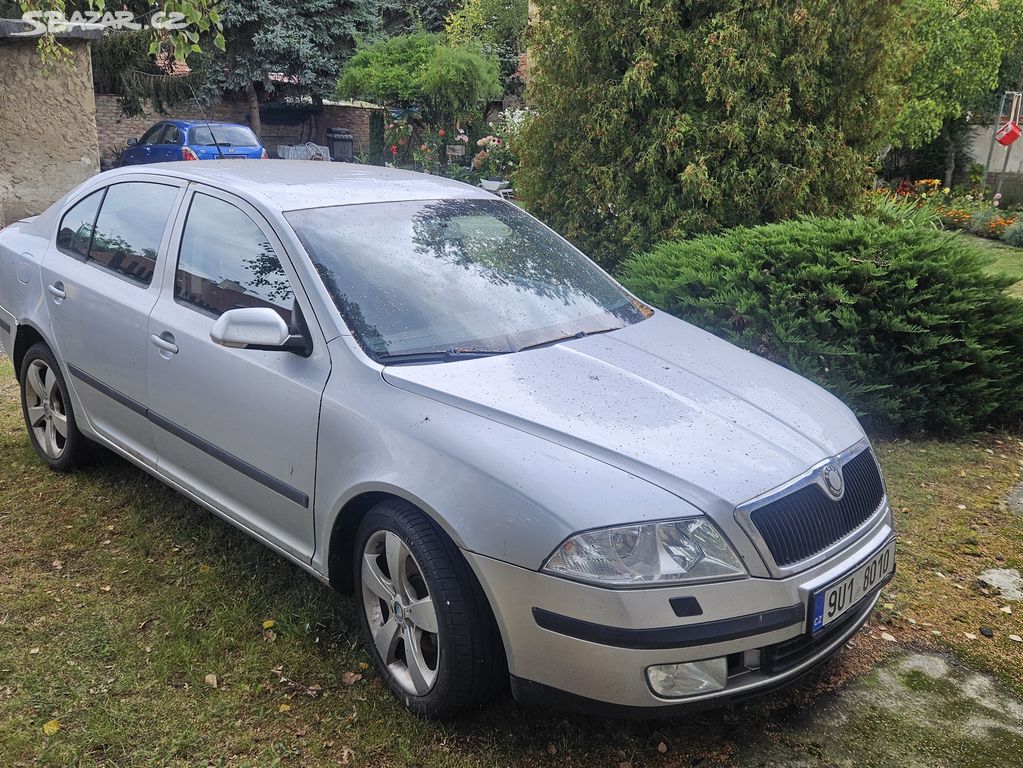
[19,343,92,471]
[353,500,503,718]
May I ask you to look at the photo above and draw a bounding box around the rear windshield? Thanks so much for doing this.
[189,125,259,147]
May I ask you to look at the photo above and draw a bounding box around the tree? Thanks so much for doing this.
[17,0,224,69]
[517,0,907,268]
[445,0,528,83]
[209,0,378,137]
[337,32,500,125]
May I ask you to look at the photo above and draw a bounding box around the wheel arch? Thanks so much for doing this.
[11,321,49,375]
[324,485,472,594]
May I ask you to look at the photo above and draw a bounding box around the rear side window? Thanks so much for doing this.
[56,190,103,258]
[175,193,294,323]
[88,182,178,286]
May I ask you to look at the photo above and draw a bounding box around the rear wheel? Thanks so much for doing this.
[354,499,503,718]
[19,343,91,471]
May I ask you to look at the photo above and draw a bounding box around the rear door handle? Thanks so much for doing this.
[150,332,178,355]
[46,282,66,301]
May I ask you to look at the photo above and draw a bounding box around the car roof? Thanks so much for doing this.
[160,119,252,130]
[97,161,494,210]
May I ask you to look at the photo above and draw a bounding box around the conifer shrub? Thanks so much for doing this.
[619,217,1023,434]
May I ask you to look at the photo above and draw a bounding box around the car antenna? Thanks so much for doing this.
[186,81,225,160]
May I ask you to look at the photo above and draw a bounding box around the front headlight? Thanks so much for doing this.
[542,518,746,587]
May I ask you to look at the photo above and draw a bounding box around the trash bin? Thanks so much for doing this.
[326,128,354,162]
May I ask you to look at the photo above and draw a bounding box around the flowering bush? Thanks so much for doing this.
[470,110,527,179]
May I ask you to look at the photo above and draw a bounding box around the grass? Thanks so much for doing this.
[0,354,1021,766]
[963,233,1023,297]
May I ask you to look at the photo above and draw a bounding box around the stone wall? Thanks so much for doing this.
[95,94,379,164]
[0,36,100,226]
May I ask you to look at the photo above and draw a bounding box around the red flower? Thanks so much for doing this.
[390,145,398,155]
[438,129,446,137]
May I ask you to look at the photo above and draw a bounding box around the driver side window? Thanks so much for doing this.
[141,125,166,145]
[175,193,295,324]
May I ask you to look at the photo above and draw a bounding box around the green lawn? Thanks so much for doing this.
[1,355,1021,766]
[963,233,1023,296]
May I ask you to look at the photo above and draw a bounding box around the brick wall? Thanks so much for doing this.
[95,94,380,164]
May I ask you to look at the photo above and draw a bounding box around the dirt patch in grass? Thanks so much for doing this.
[0,354,1021,766]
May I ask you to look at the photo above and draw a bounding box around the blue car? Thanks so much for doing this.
[120,120,267,165]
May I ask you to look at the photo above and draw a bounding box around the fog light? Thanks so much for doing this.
[646,658,728,698]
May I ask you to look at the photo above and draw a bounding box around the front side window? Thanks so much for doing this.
[141,125,166,145]
[175,193,294,323]
[88,182,178,285]
[163,125,183,144]
[285,199,648,360]
[56,190,103,258]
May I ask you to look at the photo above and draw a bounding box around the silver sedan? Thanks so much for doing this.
[0,162,894,717]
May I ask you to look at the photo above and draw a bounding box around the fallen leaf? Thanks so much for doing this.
[657,741,668,754]
[342,672,362,686]
[546,744,557,755]
[279,703,291,713]
[1001,606,1013,615]
[1009,635,1022,643]
[100,586,111,593]
[358,662,369,670]
[262,620,275,630]
[198,563,211,575]
[881,632,897,642]
[204,674,218,689]
[965,632,978,640]
[42,720,60,736]
[29,648,39,655]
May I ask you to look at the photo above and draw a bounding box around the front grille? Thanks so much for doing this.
[749,449,885,568]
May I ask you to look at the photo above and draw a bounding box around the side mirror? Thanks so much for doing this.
[210,307,310,355]
[126,137,138,146]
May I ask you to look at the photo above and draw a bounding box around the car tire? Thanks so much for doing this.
[19,343,92,472]
[353,499,504,718]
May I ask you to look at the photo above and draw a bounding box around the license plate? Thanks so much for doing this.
[811,539,895,633]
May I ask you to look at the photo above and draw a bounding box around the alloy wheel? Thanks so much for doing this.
[24,359,67,460]
[361,530,440,696]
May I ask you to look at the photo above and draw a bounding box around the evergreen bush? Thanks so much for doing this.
[619,217,1023,435]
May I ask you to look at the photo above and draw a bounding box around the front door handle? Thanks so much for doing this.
[46,282,66,301]
[150,332,178,355]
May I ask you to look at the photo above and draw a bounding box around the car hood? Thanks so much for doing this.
[382,312,865,514]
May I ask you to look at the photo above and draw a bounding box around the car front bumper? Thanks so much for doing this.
[465,508,893,715]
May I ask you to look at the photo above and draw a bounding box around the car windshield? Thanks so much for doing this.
[285,199,649,361]
[189,125,259,147]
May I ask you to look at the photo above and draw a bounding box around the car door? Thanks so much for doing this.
[146,186,330,560]
[150,124,183,163]
[122,123,169,166]
[41,177,185,466]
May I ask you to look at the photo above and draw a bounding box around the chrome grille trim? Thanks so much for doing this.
[734,438,889,577]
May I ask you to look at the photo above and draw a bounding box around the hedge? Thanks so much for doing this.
[619,217,1023,435]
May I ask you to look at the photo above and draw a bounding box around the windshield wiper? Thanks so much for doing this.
[517,327,622,353]
[377,349,511,365]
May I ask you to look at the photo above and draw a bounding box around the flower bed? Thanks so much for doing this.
[877,178,1021,244]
